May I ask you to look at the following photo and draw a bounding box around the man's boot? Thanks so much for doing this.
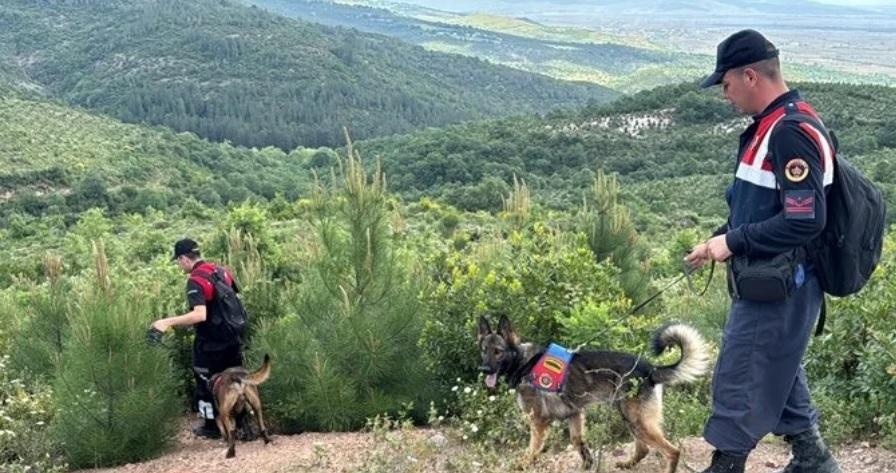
[192,418,221,439]
[701,450,747,473]
[774,427,841,473]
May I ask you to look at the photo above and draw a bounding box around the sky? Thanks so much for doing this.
[814,0,896,5]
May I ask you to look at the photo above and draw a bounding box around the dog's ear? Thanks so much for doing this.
[497,314,520,346]
[478,316,492,341]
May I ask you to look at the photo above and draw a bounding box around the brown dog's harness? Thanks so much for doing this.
[209,373,225,394]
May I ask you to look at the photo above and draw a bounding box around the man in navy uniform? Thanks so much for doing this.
[685,29,841,473]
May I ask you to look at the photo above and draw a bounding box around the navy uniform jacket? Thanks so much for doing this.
[718,90,834,259]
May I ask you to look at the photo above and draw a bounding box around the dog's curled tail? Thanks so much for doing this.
[649,323,709,385]
[247,354,271,386]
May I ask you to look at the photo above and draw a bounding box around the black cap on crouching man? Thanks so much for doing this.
[701,29,779,88]
[172,238,200,260]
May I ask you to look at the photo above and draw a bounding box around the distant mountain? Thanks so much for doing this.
[0,0,617,150]
[246,0,896,93]
[354,0,884,17]
[247,0,715,92]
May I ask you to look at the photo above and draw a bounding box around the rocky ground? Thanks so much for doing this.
[74,418,896,473]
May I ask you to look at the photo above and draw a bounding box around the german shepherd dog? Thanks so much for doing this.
[478,315,709,473]
[206,354,273,458]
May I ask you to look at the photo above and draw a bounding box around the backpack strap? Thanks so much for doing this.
[779,105,836,188]
[779,103,836,337]
[191,265,239,296]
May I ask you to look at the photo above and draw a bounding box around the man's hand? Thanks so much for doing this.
[151,319,170,332]
[705,234,733,262]
[683,242,710,270]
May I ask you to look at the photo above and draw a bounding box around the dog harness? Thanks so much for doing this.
[210,373,224,393]
[528,343,574,392]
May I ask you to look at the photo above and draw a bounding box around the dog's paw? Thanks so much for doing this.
[513,456,535,471]
[579,445,594,470]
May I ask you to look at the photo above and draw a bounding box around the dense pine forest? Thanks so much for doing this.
[0,0,616,150]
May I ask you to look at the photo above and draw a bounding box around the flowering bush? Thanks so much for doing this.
[443,376,528,449]
[0,355,65,473]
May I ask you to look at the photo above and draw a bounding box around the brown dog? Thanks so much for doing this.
[478,315,709,473]
[207,354,273,458]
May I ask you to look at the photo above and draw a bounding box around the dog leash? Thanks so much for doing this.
[573,255,714,352]
[630,255,715,314]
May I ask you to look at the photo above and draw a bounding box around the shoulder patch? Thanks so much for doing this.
[784,190,815,219]
[785,158,810,183]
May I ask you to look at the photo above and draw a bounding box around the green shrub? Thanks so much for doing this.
[9,256,69,380]
[659,378,713,441]
[419,222,638,389]
[251,143,433,432]
[0,356,65,473]
[52,242,181,468]
[804,231,896,444]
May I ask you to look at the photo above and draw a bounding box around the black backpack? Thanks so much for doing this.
[784,115,887,333]
[196,266,249,340]
[811,156,887,297]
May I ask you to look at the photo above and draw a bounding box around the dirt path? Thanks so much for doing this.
[74,419,896,473]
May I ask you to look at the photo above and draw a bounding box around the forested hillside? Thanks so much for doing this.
[4,81,894,242]
[0,96,319,226]
[0,0,616,150]
[355,81,896,233]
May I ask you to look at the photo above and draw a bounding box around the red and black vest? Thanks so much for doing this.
[188,262,237,343]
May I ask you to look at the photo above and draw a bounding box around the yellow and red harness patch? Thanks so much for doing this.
[529,343,574,392]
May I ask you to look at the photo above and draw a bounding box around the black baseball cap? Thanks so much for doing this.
[172,238,200,260]
[700,29,779,88]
